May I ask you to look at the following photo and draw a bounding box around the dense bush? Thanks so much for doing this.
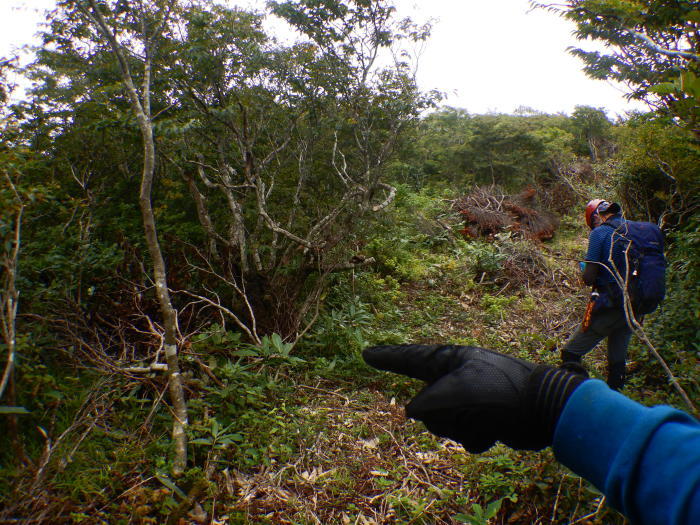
[649,216,700,357]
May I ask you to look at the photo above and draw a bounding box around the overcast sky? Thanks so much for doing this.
[1,0,648,117]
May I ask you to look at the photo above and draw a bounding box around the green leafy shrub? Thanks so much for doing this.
[303,298,373,356]
[461,241,505,279]
[454,497,508,525]
[640,217,700,403]
[651,218,700,347]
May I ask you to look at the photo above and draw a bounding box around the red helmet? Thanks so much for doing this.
[585,199,605,229]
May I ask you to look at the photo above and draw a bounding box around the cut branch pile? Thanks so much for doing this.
[499,240,556,287]
[453,186,559,241]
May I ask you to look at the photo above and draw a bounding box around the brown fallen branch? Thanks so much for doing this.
[124,363,169,373]
[313,256,377,273]
[452,186,558,241]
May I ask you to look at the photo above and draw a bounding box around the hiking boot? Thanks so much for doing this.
[560,350,582,365]
[607,362,626,391]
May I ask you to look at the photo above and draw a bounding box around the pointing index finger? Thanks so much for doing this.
[362,344,478,383]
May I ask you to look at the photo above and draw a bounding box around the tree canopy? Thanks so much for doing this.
[534,0,700,136]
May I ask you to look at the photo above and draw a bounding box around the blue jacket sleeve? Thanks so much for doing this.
[585,228,606,263]
[552,380,700,525]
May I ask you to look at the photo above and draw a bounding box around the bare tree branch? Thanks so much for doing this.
[371,183,397,212]
[0,172,23,401]
[628,29,700,61]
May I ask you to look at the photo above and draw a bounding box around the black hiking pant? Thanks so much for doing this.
[561,307,632,390]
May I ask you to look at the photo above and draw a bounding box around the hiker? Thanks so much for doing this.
[363,344,700,525]
[561,199,665,389]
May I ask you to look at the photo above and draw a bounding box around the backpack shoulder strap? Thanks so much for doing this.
[599,218,629,238]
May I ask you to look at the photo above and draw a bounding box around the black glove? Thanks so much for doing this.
[363,344,587,452]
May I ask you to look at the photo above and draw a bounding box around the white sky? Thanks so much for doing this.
[1,0,648,117]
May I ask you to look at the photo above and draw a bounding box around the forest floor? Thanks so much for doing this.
[214,227,629,524]
[4,217,678,525]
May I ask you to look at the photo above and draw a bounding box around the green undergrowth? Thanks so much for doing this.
[2,186,694,524]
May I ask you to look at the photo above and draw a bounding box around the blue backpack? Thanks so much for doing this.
[603,219,666,316]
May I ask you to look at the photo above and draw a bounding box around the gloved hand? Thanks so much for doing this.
[363,344,587,452]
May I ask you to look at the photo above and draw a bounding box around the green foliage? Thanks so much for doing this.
[189,419,244,449]
[189,360,303,468]
[191,324,243,349]
[365,186,457,281]
[408,108,586,189]
[539,0,700,135]
[650,216,700,356]
[651,70,700,100]
[480,294,518,321]
[192,325,304,364]
[570,105,614,160]
[454,497,508,525]
[8,0,436,346]
[259,333,296,359]
[613,114,699,223]
[368,240,430,281]
[354,272,405,314]
[462,241,506,278]
[303,297,374,356]
[2,2,698,522]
